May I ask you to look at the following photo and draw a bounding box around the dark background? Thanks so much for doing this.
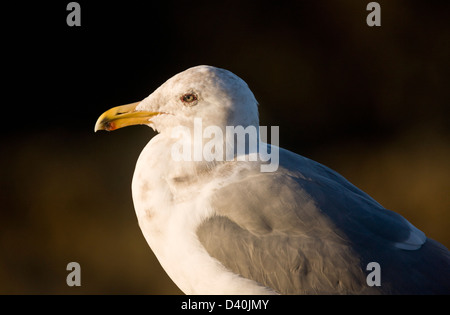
[1,0,449,294]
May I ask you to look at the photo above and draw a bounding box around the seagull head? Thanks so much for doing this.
[94,65,259,134]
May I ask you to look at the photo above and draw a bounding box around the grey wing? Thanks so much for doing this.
[196,148,450,294]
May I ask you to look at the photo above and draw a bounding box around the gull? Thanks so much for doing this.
[95,65,450,294]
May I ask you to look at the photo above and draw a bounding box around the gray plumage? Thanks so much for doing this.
[197,147,450,294]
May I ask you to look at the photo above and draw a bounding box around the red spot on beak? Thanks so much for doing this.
[105,121,116,131]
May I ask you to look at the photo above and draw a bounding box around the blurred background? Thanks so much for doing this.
[1,0,449,294]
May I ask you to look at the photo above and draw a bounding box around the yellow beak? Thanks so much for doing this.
[94,102,160,132]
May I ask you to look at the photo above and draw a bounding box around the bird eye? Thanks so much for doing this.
[181,93,198,106]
